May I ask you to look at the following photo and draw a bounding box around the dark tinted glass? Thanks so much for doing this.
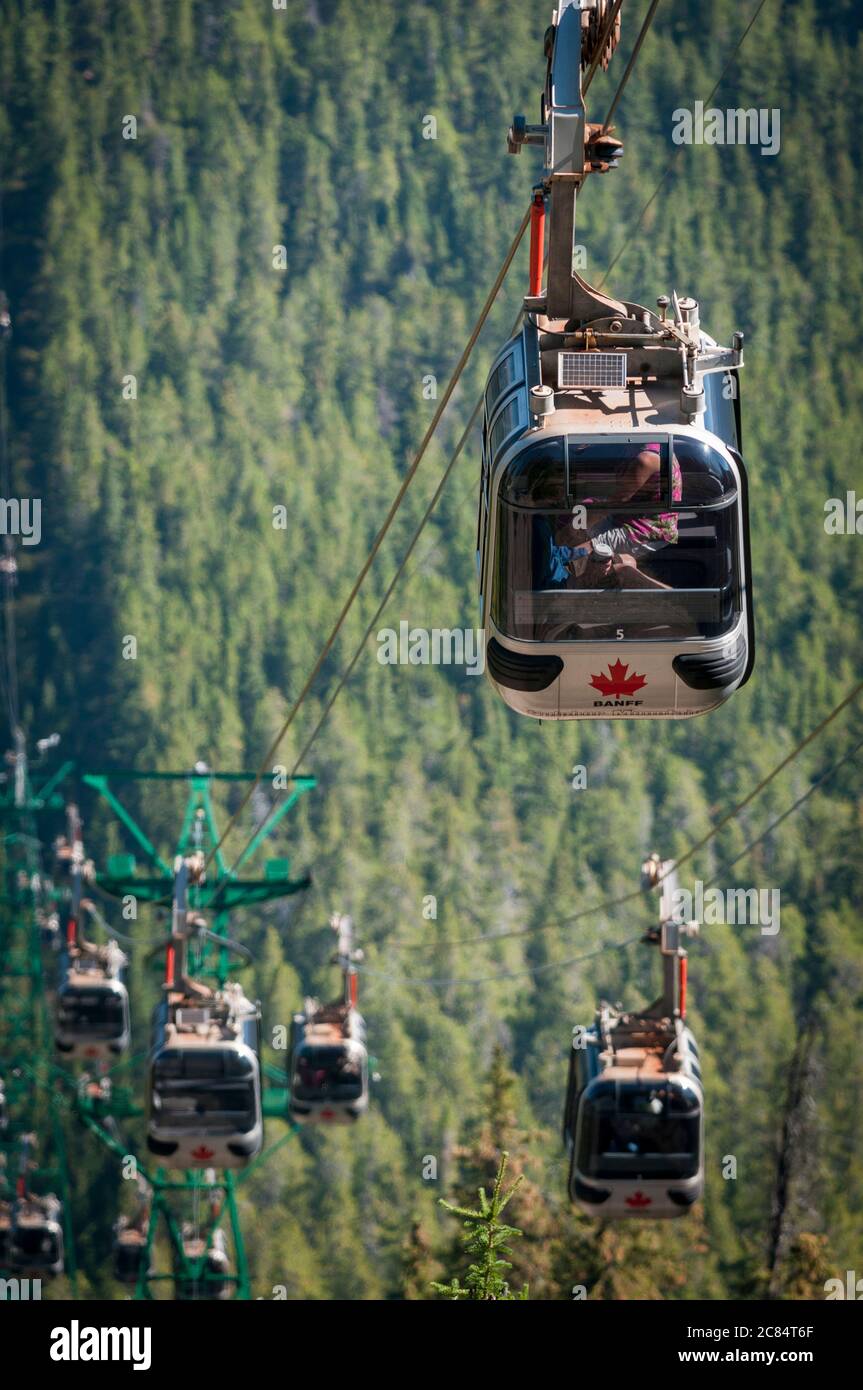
[704,372,740,452]
[493,503,739,641]
[293,1045,365,1101]
[487,350,519,408]
[576,1081,701,1180]
[489,397,521,460]
[498,439,566,505]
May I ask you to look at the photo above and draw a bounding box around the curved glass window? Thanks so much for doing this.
[12,1226,61,1260]
[576,1079,701,1181]
[487,350,519,411]
[488,396,522,461]
[57,985,127,1038]
[292,1044,365,1102]
[498,438,565,505]
[493,436,740,642]
[704,371,740,453]
[152,1049,258,1133]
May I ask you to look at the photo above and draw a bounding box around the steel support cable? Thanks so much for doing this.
[358,933,641,990]
[209,18,642,881]
[233,303,530,843]
[597,0,773,287]
[699,735,863,892]
[204,207,531,875]
[357,723,862,989]
[386,680,863,950]
[277,400,483,787]
[583,0,626,96]
[600,0,662,133]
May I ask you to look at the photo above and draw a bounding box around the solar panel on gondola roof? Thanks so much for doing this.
[558,351,628,390]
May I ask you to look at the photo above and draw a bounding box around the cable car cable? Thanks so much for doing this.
[203,208,532,879]
[206,10,655,885]
[270,397,484,800]
[361,729,859,988]
[698,734,863,893]
[357,933,641,990]
[600,0,662,134]
[672,681,862,875]
[597,0,772,288]
[387,681,863,949]
[583,0,625,94]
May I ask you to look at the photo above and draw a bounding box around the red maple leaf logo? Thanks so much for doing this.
[589,659,647,697]
[191,1144,215,1162]
[625,1190,652,1208]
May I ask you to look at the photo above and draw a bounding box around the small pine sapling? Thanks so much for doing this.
[431,1151,529,1300]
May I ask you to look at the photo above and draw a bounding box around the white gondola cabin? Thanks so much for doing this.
[288,1000,369,1126]
[146,981,263,1169]
[7,1194,65,1275]
[563,857,703,1217]
[54,941,130,1061]
[479,317,753,719]
[563,1011,704,1218]
[175,1225,232,1301]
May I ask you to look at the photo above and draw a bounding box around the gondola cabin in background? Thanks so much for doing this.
[288,1002,368,1125]
[8,1193,65,1275]
[288,914,369,1125]
[0,1135,65,1274]
[479,0,753,719]
[146,857,263,1169]
[54,939,130,1061]
[147,980,263,1169]
[53,804,131,1060]
[175,1224,232,1301]
[564,1010,703,1218]
[563,856,704,1218]
[112,1214,153,1286]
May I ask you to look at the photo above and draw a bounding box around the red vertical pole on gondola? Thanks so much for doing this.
[165,944,176,989]
[529,190,545,297]
[678,955,687,1019]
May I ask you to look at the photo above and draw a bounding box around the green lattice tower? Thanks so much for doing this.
[71,768,315,1300]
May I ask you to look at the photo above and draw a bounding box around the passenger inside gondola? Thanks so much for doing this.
[495,437,739,641]
[578,1080,701,1179]
[561,442,682,588]
[295,1046,363,1100]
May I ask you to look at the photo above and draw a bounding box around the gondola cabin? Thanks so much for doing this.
[288,1001,369,1125]
[54,948,130,1061]
[9,1195,65,1275]
[479,303,753,719]
[112,1217,153,1286]
[175,1226,233,1301]
[563,1012,703,1218]
[146,982,263,1169]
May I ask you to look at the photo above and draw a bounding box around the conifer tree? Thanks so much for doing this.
[432,1152,528,1301]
